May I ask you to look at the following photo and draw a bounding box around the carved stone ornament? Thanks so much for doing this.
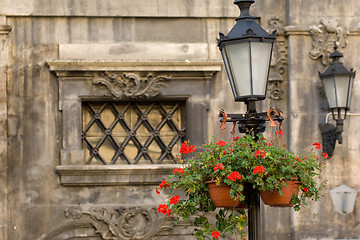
[267,17,288,100]
[93,72,170,98]
[309,19,348,66]
[40,206,174,240]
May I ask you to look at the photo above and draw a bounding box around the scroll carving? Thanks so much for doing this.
[61,206,174,240]
[267,17,288,100]
[93,72,170,98]
[309,19,348,66]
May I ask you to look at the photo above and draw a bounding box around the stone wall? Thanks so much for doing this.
[0,0,360,239]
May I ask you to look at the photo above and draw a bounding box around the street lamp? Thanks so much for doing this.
[318,44,355,157]
[218,0,276,103]
[217,1,278,240]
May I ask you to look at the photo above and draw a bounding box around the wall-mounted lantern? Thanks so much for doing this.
[318,44,355,157]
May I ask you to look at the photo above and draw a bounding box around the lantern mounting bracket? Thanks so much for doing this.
[319,118,344,158]
[219,106,284,135]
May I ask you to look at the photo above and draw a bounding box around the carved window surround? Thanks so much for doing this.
[47,60,222,186]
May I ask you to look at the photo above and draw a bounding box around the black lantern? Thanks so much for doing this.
[318,44,356,157]
[217,0,276,102]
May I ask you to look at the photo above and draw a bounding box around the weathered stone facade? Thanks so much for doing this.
[1,0,360,239]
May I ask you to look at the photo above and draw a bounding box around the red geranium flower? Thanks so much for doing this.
[322,152,329,159]
[157,204,168,214]
[173,168,184,174]
[169,195,180,205]
[157,204,171,217]
[254,149,266,158]
[216,140,226,147]
[180,141,197,154]
[253,165,266,174]
[155,189,160,194]
[159,180,170,189]
[223,149,233,155]
[213,163,224,171]
[211,231,220,239]
[303,188,308,193]
[312,142,321,149]
[166,208,171,217]
[227,171,241,181]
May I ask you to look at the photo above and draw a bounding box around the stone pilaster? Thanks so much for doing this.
[0,18,11,240]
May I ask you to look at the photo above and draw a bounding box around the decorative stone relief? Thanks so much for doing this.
[41,206,174,240]
[93,72,170,98]
[309,19,348,66]
[267,17,288,100]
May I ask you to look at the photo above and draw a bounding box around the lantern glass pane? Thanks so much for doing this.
[322,76,337,108]
[335,75,350,108]
[347,75,354,109]
[250,42,272,96]
[221,48,239,98]
[225,42,251,97]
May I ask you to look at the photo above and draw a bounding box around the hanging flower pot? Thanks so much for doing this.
[156,136,326,239]
[207,181,248,209]
[260,180,300,207]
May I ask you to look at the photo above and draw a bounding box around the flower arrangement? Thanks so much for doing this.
[155,135,327,239]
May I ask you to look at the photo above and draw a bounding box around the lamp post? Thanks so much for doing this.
[318,44,355,157]
[217,1,278,239]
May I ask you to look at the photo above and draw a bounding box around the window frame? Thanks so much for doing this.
[81,98,187,165]
[47,60,221,186]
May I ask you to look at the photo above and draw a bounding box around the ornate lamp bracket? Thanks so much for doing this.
[319,120,343,158]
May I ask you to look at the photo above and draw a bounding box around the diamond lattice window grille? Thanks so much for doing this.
[82,100,186,165]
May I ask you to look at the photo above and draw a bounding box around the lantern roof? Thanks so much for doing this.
[217,0,276,49]
[319,46,355,78]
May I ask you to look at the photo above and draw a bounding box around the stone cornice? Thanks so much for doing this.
[47,60,223,79]
[56,164,185,186]
[285,26,311,36]
[0,25,11,36]
[285,26,360,36]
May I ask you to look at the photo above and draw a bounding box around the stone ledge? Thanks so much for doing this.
[285,26,360,36]
[284,26,311,36]
[0,25,11,36]
[47,60,223,77]
[56,164,183,186]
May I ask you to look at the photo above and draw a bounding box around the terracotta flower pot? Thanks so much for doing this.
[207,181,248,209]
[260,180,300,207]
